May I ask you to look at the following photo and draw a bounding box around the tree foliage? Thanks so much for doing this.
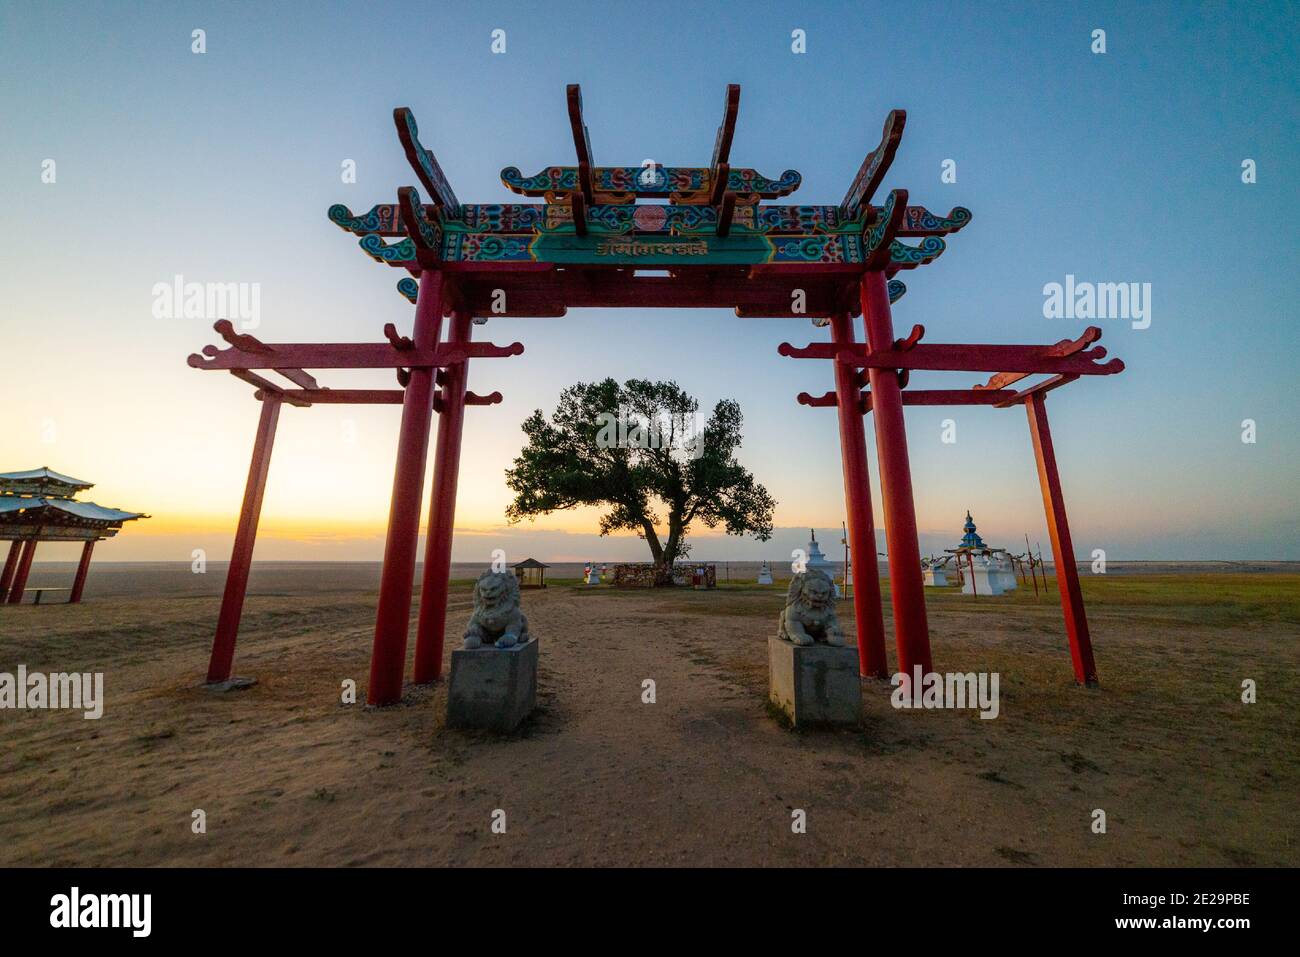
[505,379,775,574]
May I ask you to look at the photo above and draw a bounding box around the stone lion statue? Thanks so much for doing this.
[777,568,844,646]
[463,570,530,649]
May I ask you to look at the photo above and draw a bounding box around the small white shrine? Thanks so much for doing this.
[946,512,1018,596]
[922,562,948,587]
[756,560,774,585]
[804,529,842,598]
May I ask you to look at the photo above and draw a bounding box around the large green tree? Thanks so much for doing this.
[505,378,775,574]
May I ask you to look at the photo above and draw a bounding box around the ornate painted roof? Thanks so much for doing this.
[329,85,971,285]
[0,467,93,498]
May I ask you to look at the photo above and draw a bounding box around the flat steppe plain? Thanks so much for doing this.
[1,564,1296,866]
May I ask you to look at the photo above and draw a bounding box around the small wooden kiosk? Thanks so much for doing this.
[512,558,549,589]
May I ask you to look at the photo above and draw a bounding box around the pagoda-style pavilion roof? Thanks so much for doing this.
[0,466,94,498]
[0,468,146,542]
[513,558,550,569]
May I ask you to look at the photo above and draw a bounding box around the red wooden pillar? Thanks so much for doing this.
[206,393,283,682]
[368,269,444,705]
[0,540,21,603]
[6,539,37,605]
[1025,392,1098,685]
[69,540,96,603]
[413,309,472,684]
[828,312,889,678]
[859,271,933,676]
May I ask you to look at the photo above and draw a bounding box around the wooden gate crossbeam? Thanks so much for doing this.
[188,322,522,373]
[778,335,1123,377]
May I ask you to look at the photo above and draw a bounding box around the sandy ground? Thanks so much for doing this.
[1,566,1297,867]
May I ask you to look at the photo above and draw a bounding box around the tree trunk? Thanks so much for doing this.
[640,519,664,564]
[660,505,688,584]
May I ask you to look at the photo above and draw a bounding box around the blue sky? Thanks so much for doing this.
[1,0,1296,562]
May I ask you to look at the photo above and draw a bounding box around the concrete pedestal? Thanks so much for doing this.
[923,567,948,587]
[768,636,862,727]
[960,562,1004,595]
[447,636,538,732]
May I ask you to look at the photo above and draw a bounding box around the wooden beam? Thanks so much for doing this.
[896,205,973,236]
[995,374,1080,407]
[207,394,282,681]
[799,388,1020,410]
[393,108,460,214]
[716,191,737,237]
[864,189,908,270]
[397,186,442,255]
[191,340,524,372]
[566,84,595,203]
[229,370,310,406]
[273,368,319,390]
[709,163,731,206]
[571,190,588,236]
[842,109,905,214]
[796,391,839,408]
[886,236,946,271]
[213,320,270,353]
[257,389,404,405]
[69,540,94,603]
[452,272,857,315]
[1025,392,1098,685]
[711,84,741,168]
[975,328,1103,391]
[778,340,1123,376]
[894,388,1019,406]
[0,540,21,602]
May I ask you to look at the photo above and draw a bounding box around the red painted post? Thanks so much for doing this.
[859,270,933,676]
[0,540,21,602]
[69,540,96,603]
[6,540,37,605]
[1025,392,1098,685]
[368,269,444,705]
[413,310,472,684]
[828,311,889,678]
[207,393,283,682]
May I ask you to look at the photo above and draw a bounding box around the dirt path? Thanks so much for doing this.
[1,571,1296,866]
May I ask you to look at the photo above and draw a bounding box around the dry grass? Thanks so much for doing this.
[0,569,1296,867]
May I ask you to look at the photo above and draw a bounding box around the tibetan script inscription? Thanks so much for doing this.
[596,239,709,257]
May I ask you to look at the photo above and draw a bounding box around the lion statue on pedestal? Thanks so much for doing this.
[777,568,844,646]
[463,570,530,649]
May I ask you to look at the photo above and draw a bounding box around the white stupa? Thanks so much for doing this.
[946,512,1018,596]
[922,559,948,587]
[756,560,774,585]
[804,529,841,598]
